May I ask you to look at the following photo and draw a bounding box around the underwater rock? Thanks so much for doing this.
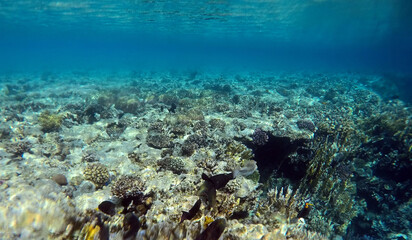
[159,93,179,106]
[177,109,205,122]
[7,141,32,158]
[205,83,232,94]
[185,134,208,149]
[170,124,186,136]
[0,126,11,139]
[52,173,68,186]
[148,121,165,134]
[181,141,198,156]
[0,179,77,238]
[115,96,144,114]
[193,120,208,132]
[74,180,96,196]
[82,150,99,162]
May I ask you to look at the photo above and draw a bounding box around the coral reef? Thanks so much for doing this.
[0,71,410,239]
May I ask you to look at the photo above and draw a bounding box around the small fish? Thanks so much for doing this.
[229,210,249,220]
[198,180,217,209]
[195,218,226,240]
[199,172,235,209]
[98,201,116,216]
[297,202,313,219]
[202,172,234,190]
[180,199,201,223]
[233,160,257,178]
[169,103,177,113]
[389,95,400,100]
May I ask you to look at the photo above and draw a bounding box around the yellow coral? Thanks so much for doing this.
[38,111,63,132]
[225,142,254,162]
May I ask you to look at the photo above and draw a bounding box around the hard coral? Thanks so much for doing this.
[209,118,226,131]
[38,110,63,132]
[158,156,187,174]
[252,128,269,146]
[146,134,173,149]
[83,163,110,188]
[296,119,316,132]
[111,175,145,199]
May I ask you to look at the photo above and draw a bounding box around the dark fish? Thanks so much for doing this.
[123,212,141,240]
[229,210,249,220]
[195,218,226,240]
[98,201,116,216]
[297,202,313,219]
[202,172,234,190]
[198,179,217,209]
[389,95,400,100]
[169,103,177,113]
[199,173,234,209]
[180,199,201,223]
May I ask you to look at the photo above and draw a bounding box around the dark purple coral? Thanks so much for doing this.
[297,119,316,132]
[252,128,269,146]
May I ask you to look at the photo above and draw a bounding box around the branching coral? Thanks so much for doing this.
[297,133,360,236]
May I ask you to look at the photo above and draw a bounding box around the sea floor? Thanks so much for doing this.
[0,70,411,240]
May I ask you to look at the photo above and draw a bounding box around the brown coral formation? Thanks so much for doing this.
[84,163,110,188]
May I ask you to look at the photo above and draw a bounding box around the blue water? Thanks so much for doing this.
[1,0,412,73]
